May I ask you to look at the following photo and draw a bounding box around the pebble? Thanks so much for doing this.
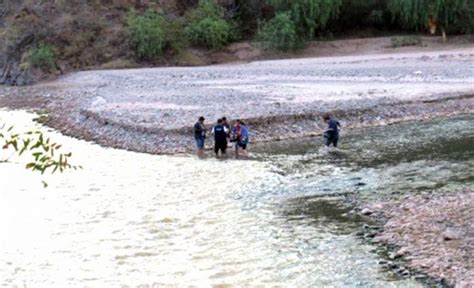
[361,208,373,215]
[442,228,463,241]
[366,191,474,287]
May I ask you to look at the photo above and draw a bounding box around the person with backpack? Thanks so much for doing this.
[212,118,229,158]
[193,116,206,158]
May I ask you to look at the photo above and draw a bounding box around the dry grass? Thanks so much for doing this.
[100,58,139,70]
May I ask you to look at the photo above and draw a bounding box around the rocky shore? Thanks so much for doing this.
[1,48,473,154]
[358,191,474,287]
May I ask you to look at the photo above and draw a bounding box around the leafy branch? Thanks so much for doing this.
[0,123,81,187]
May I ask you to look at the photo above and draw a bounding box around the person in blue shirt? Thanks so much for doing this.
[322,113,341,147]
[193,116,206,158]
[234,119,249,158]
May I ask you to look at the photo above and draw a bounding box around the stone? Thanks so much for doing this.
[395,247,409,258]
[442,228,463,241]
[361,208,374,216]
[91,96,107,108]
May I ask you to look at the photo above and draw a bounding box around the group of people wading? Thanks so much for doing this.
[193,113,340,159]
[193,116,249,158]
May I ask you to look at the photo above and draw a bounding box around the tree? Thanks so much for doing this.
[389,0,468,41]
[184,0,237,49]
[127,10,168,60]
[268,0,342,40]
[256,12,299,51]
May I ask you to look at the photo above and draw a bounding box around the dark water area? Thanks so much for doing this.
[250,115,474,202]
[230,115,473,286]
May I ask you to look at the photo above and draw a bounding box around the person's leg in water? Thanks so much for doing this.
[235,142,240,158]
[324,133,331,147]
[221,142,228,158]
[214,141,220,158]
[238,142,249,158]
[196,137,205,158]
[215,141,227,158]
[332,134,339,148]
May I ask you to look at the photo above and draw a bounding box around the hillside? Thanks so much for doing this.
[1,0,473,86]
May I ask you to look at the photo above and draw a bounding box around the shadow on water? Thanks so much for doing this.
[279,196,368,235]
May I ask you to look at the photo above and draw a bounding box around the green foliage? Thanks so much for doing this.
[367,9,386,26]
[256,12,299,51]
[234,0,267,36]
[388,0,468,31]
[30,44,56,71]
[187,0,223,22]
[127,10,167,60]
[185,18,234,49]
[451,0,474,34]
[0,122,81,187]
[340,0,389,27]
[184,0,237,49]
[269,0,343,40]
[391,35,422,47]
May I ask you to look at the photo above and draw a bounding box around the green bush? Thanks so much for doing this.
[30,44,56,70]
[127,10,167,60]
[185,17,234,49]
[256,12,299,51]
[269,0,342,40]
[184,0,236,49]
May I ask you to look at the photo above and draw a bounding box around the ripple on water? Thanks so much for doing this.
[0,110,448,287]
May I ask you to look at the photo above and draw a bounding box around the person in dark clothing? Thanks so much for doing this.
[212,118,229,158]
[193,116,206,158]
[221,116,231,140]
[322,113,341,147]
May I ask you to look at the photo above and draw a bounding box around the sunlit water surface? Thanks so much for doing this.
[2,110,472,287]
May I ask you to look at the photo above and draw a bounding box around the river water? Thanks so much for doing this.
[1,110,472,287]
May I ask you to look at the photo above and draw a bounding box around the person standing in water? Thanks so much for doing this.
[234,119,249,158]
[322,113,341,148]
[221,116,231,142]
[212,118,229,158]
[193,116,206,158]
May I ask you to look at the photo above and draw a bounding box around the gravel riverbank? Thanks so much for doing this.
[1,47,473,154]
[361,191,474,287]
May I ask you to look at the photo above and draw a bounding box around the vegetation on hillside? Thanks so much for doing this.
[269,0,342,41]
[184,0,238,49]
[0,0,472,85]
[256,12,298,51]
[389,0,470,41]
[127,10,168,60]
[30,44,56,71]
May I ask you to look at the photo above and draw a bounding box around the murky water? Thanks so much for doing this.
[253,115,473,201]
[1,110,472,287]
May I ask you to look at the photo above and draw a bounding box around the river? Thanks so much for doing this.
[1,110,472,287]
